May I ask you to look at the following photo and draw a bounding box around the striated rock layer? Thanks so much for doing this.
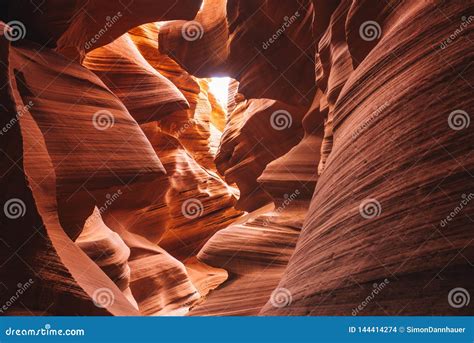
[0,34,139,315]
[1,0,239,315]
[1,0,473,317]
[261,0,474,315]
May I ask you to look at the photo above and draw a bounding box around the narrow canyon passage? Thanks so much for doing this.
[0,0,472,317]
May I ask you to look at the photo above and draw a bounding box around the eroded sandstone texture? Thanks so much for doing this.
[0,0,472,316]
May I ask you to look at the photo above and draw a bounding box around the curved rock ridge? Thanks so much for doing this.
[76,207,139,310]
[190,95,323,314]
[190,202,309,316]
[258,90,327,198]
[1,17,234,315]
[313,0,354,175]
[142,123,241,260]
[129,24,202,107]
[190,91,323,315]
[0,34,139,315]
[159,0,229,77]
[7,0,202,60]
[1,0,472,318]
[261,0,474,315]
[83,33,189,123]
[9,40,165,241]
[157,80,225,172]
[97,122,241,260]
[118,229,201,316]
[215,98,307,211]
[81,22,241,313]
[128,23,228,171]
[184,257,228,302]
[159,0,317,105]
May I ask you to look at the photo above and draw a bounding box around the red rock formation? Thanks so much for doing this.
[261,0,474,315]
[121,229,200,316]
[1,0,472,318]
[190,92,324,315]
[0,34,139,315]
[190,203,307,316]
[115,123,240,260]
[10,40,164,241]
[158,1,319,210]
[165,0,473,316]
[83,34,189,123]
[159,0,316,105]
[81,21,241,313]
[76,208,139,309]
[215,98,307,210]
[7,0,202,59]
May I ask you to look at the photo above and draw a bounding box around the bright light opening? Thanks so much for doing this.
[208,77,230,110]
[207,77,230,157]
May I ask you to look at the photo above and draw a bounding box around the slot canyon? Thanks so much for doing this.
[0,0,473,317]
